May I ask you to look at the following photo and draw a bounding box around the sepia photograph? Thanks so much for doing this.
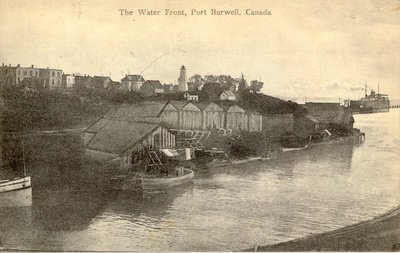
[0,0,399,251]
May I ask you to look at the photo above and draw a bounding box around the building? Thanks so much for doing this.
[62,74,75,88]
[74,75,94,90]
[93,76,112,90]
[263,113,295,137]
[183,91,199,101]
[16,65,40,84]
[84,102,176,166]
[198,102,225,130]
[304,102,354,130]
[224,104,248,132]
[0,64,17,86]
[140,80,164,97]
[163,83,175,93]
[294,113,320,138]
[39,67,63,89]
[220,90,236,101]
[178,65,188,92]
[120,74,145,92]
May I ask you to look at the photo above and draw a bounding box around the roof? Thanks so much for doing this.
[103,102,166,121]
[221,90,236,97]
[121,75,144,82]
[85,118,112,133]
[87,121,160,154]
[169,100,189,110]
[303,114,320,124]
[143,80,163,89]
[305,103,353,124]
[93,76,112,81]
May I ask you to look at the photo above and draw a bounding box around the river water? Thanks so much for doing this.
[1,110,399,251]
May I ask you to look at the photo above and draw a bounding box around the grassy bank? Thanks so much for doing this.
[246,205,400,251]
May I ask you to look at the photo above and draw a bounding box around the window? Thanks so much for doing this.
[52,79,55,85]
[17,77,20,82]
[36,72,38,77]
[52,71,55,77]
[23,71,27,75]
[18,70,20,75]
[30,71,32,76]
[58,72,60,77]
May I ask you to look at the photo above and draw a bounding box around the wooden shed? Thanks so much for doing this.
[179,101,202,129]
[159,101,179,128]
[247,111,263,132]
[202,102,225,130]
[225,104,248,132]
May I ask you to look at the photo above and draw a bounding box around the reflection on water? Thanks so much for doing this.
[0,110,399,251]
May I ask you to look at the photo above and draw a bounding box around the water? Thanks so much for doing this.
[1,110,399,251]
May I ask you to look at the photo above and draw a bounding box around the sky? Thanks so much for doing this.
[0,0,399,99]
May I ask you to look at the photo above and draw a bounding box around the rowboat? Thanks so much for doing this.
[0,176,31,193]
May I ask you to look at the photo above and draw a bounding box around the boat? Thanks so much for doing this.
[111,167,194,191]
[0,140,32,206]
[111,149,194,192]
[350,82,390,113]
[0,176,31,193]
[0,139,31,193]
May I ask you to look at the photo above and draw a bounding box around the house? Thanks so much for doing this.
[62,74,75,88]
[304,102,354,130]
[38,67,63,89]
[120,74,145,92]
[0,63,62,89]
[183,91,199,101]
[220,90,236,101]
[163,84,175,93]
[74,75,94,90]
[140,80,164,97]
[93,76,112,90]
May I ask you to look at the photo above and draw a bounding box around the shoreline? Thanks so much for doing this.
[244,204,400,251]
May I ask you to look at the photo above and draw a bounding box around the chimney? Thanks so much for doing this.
[17,64,20,67]
[2,63,4,67]
[9,64,11,67]
[31,64,34,68]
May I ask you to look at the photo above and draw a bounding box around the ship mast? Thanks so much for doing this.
[365,81,367,97]
[22,140,26,177]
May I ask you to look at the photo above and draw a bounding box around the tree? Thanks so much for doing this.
[249,80,264,93]
[238,73,248,91]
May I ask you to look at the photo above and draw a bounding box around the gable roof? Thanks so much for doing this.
[121,74,144,82]
[102,102,166,122]
[181,101,201,111]
[93,76,112,81]
[169,100,189,110]
[227,104,246,113]
[87,121,160,154]
[221,90,235,97]
[143,80,163,89]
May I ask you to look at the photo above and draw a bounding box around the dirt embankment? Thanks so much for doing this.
[245,205,400,251]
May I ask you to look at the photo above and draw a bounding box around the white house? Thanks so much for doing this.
[183,92,199,101]
[220,90,236,101]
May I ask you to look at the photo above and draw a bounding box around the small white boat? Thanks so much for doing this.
[282,145,309,152]
[112,167,194,192]
[0,176,31,193]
